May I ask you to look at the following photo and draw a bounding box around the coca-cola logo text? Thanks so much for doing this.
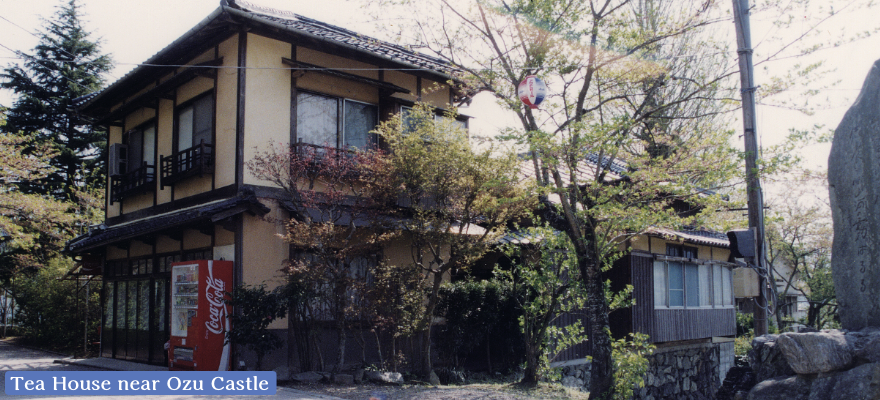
[205,265,227,335]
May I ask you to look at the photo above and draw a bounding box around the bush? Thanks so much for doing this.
[12,260,101,355]
[435,279,525,372]
[224,284,288,370]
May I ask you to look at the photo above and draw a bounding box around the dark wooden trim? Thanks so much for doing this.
[281,58,409,95]
[235,30,248,191]
[416,76,422,102]
[212,47,219,192]
[96,58,223,126]
[289,44,297,148]
[105,184,238,226]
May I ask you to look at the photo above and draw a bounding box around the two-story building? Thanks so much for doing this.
[67,0,466,370]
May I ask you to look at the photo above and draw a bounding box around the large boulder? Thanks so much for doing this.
[808,363,880,400]
[848,327,880,363]
[365,371,404,385]
[291,371,325,383]
[746,375,811,400]
[749,335,795,382]
[828,58,880,331]
[776,331,853,374]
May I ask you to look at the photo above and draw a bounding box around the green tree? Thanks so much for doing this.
[498,226,589,384]
[765,170,836,330]
[1,0,112,201]
[374,103,534,377]
[367,1,740,395]
[0,111,103,352]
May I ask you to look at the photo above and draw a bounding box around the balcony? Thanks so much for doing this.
[110,163,156,204]
[160,140,214,189]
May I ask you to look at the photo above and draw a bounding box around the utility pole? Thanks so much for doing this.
[732,0,769,336]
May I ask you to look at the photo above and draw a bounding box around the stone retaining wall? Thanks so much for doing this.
[633,342,726,400]
[556,341,733,399]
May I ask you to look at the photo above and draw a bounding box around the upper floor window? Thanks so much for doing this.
[653,244,732,309]
[161,92,214,188]
[125,122,156,171]
[296,92,377,150]
[177,93,213,151]
[400,105,468,134]
[109,121,157,203]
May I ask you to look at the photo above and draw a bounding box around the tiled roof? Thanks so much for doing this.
[646,226,730,248]
[231,0,458,76]
[67,195,269,253]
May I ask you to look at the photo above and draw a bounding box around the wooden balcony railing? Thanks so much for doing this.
[110,162,155,204]
[160,140,214,189]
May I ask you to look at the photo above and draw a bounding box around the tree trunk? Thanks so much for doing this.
[334,319,346,373]
[581,256,614,398]
[521,334,540,385]
[418,269,446,378]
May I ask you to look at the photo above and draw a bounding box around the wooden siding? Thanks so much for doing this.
[550,310,592,363]
[631,253,655,336]
[652,308,736,342]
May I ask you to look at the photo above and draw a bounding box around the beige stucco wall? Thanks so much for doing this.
[182,229,212,250]
[297,47,379,80]
[128,240,153,258]
[297,72,378,104]
[156,235,180,254]
[106,246,127,261]
[156,99,174,204]
[215,35,239,189]
[243,34,292,186]
[386,70,417,103]
[628,235,730,262]
[421,78,450,108]
[241,199,289,329]
[174,175,212,199]
[214,225,234,247]
[176,78,214,106]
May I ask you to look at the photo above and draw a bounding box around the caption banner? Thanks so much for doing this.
[5,371,276,396]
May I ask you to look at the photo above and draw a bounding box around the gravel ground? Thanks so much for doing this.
[286,382,590,400]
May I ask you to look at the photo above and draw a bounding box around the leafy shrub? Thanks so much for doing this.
[224,284,288,370]
[611,332,655,400]
[435,279,525,372]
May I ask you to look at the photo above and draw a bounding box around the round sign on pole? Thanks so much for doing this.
[518,75,547,109]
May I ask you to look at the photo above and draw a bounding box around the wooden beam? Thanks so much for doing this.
[96,58,223,125]
[281,58,410,95]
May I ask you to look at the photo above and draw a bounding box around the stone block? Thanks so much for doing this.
[333,374,354,385]
[809,362,880,400]
[365,371,404,385]
[746,375,810,400]
[291,371,324,383]
[749,335,795,382]
[828,58,880,331]
[848,327,880,363]
[776,332,853,374]
[273,366,291,381]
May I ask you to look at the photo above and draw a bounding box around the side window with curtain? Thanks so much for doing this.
[296,92,378,150]
[177,93,213,151]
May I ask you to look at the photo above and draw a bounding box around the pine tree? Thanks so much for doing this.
[1,0,112,201]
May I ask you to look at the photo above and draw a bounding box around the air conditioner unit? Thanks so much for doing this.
[108,143,128,177]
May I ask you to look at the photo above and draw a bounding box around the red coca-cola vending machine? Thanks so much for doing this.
[169,260,232,371]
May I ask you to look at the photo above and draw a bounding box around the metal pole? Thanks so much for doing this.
[733,0,769,336]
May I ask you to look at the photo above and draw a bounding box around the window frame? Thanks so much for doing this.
[173,90,215,155]
[123,119,158,173]
[294,90,380,151]
[653,246,734,310]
